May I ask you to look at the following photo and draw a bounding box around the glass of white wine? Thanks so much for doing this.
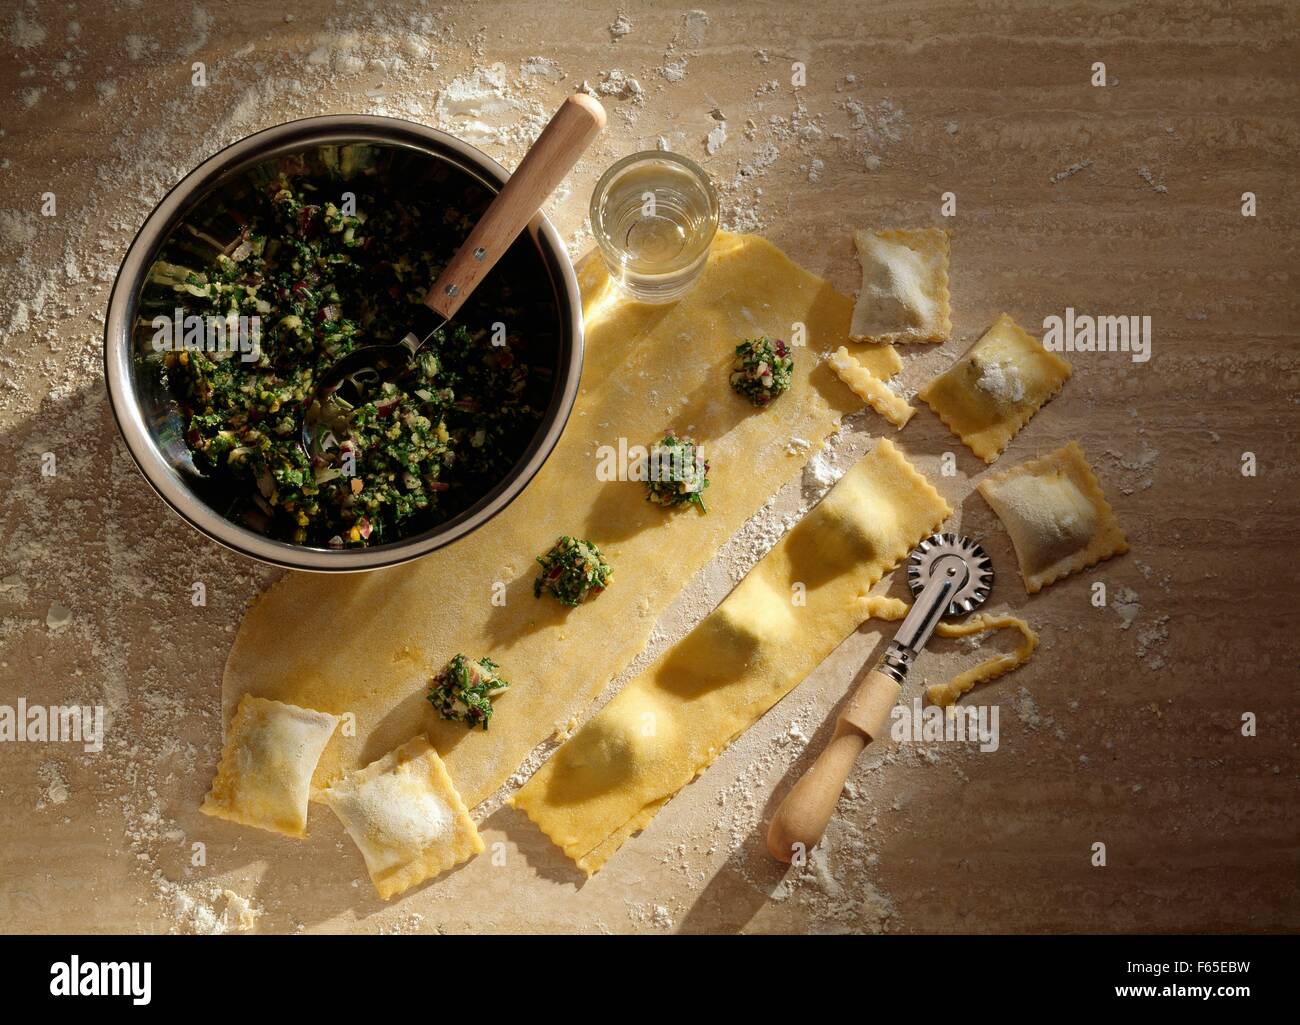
[590,151,719,303]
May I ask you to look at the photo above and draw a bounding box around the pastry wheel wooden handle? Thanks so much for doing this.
[766,666,901,862]
[423,93,606,320]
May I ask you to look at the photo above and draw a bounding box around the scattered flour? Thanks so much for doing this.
[1049,159,1093,184]
[628,901,676,929]
[157,879,261,935]
[9,11,46,49]
[1110,586,1141,630]
[1013,686,1041,728]
[660,60,687,83]
[682,9,709,47]
[840,97,907,169]
[434,63,547,146]
[608,13,633,42]
[1135,616,1170,671]
[590,68,644,104]
[38,761,69,808]
[1137,166,1168,193]
[45,601,72,631]
[705,120,727,155]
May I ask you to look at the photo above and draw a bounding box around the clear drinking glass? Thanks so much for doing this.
[590,151,720,304]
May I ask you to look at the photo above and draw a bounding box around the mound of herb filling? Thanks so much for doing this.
[151,161,545,548]
[645,433,710,512]
[427,654,510,730]
[533,536,612,607]
[729,336,793,406]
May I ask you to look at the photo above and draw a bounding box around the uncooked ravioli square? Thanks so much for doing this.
[319,737,483,900]
[850,228,951,344]
[977,441,1127,593]
[919,313,1073,463]
[201,695,341,838]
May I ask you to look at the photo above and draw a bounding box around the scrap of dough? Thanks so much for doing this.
[221,233,900,810]
[978,440,1128,593]
[828,345,915,428]
[850,228,951,344]
[929,614,1038,706]
[511,438,951,875]
[861,596,1038,706]
[201,695,340,838]
[319,737,483,900]
[918,313,1072,462]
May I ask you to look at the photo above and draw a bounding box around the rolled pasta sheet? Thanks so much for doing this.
[511,438,951,874]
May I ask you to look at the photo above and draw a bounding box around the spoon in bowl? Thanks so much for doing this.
[302,92,606,458]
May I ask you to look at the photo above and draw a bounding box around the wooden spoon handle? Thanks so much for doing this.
[766,668,901,862]
[423,93,606,319]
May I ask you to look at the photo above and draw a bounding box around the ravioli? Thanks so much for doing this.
[319,736,483,900]
[977,441,1128,593]
[511,438,952,874]
[850,228,951,344]
[201,695,340,838]
[918,313,1072,462]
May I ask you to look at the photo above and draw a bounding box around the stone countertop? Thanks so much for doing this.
[0,1,1296,933]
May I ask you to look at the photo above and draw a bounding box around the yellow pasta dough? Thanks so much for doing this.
[978,441,1128,593]
[201,695,340,838]
[828,346,915,428]
[861,596,1038,706]
[928,614,1039,706]
[511,438,951,874]
[319,737,483,900]
[918,313,1072,463]
[850,228,951,344]
[221,233,900,811]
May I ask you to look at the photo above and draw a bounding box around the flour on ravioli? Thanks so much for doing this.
[850,228,951,343]
[201,695,340,838]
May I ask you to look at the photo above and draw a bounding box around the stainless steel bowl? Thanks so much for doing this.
[104,115,583,572]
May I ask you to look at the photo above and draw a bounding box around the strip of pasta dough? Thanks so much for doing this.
[861,596,1038,706]
[221,233,900,809]
[828,346,915,428]
[511,439,951,874]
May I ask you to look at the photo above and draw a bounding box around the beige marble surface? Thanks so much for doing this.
[0,0,1296,934]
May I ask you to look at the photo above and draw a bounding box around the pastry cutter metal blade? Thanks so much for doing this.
[767,532,992,862]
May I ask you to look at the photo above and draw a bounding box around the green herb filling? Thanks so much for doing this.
[729,336,793,407]
[645,433,710,512]
[533,536,613,607]
[427,654,510,730]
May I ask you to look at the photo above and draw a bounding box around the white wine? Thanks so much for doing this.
[590,152,719,303]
